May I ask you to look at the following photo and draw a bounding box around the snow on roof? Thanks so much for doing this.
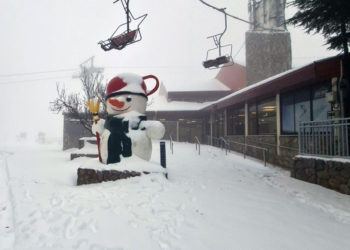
[147,94,213,112]
[201,62,314,110]
[165,78,230,92]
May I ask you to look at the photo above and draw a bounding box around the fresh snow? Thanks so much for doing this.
[162,78,230,92]
[296,154,350,163]
[148,94,213,112]
[1,140,350,250]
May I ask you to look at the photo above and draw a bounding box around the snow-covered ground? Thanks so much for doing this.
[1,140,350,250]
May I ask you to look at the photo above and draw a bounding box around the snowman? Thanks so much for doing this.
[92,73,165,164]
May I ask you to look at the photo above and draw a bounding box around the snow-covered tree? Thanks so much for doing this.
[50,68,107,132]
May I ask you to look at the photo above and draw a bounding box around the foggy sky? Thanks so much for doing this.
[0,0,337,143]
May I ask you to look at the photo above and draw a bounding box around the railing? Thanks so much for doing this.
[220,137,228,155]
[169,135,174,154]
[194,136,201,155]
[298,118,350,158]
[209,136,268,166]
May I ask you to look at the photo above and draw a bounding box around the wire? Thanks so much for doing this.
[0,68,78,78]
[0,75,72,85]
[233,41,245,60]
[198,0,252,24]
[198,0,288,32]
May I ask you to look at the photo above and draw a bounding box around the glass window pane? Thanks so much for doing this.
[312,84,331,121]
[295,88,311,129]
[214,111,224,137]
[281,93,295,133]
[227,105,245,135]
[248,103,257,135]
[257,97,276,134]
[234,106,245,135]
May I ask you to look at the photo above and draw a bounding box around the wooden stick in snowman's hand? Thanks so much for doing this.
[87,98,102,162]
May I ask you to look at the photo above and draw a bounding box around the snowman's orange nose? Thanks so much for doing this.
[109,99,125,108]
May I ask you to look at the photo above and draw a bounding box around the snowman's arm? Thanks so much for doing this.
[141,121,165,140]
[92,119,105,135]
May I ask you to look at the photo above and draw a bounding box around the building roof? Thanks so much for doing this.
[147,94,212,112]
[202,55,343,111]
[215,63,246,92]
[163,78,230,92]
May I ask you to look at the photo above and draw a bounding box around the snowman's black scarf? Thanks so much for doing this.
[103,115,147,164]
[104,115,132,164]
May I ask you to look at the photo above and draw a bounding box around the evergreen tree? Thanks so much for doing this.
[287,0,350,55]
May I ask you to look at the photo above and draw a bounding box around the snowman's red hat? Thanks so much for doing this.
[106,73,159,100]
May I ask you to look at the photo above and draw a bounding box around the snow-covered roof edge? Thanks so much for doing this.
[200,61,315,110]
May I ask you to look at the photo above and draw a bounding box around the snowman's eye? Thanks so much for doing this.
[126,97,132,102]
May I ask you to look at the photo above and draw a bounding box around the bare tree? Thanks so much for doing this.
[50,67,107,133]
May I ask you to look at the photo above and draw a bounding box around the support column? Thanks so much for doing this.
[276,92,281,155]
[176,121,179,142]
[210,111,214,145]
[224,108,227,137]
[244,102,249,137]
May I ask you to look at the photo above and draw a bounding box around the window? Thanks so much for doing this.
[281,88,311,134]
[312,84,331,121]
[257,97,276,134]
[294,88,311,129]
[248,102,257,135]
[249,97,276,135]
[214,111,224,137]
[227,105,245,135]
[280,82,331,134]
[205,116,211,136]
[281,93,295,133]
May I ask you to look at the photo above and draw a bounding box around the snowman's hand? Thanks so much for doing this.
[142,121,165,140]
[92,119,105,135]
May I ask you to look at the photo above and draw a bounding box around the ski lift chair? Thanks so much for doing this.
[202,33,234,69]
[98,0,147,51]
[202,9,234,69]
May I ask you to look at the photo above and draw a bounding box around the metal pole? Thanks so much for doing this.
[263,149,266,166]
[160,141,166,168]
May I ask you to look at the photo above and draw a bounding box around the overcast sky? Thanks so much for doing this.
[0,0,337,143]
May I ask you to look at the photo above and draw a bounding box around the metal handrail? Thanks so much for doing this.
[220,137,229,155]
[194,136,201,155]
[210,136,268,166]
[298,117,350,157]
[300,117,350,125]
[169,135,174,154]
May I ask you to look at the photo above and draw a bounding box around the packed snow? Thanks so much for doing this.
[1,140,350,250]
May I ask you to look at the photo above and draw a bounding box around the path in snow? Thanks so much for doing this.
[0,151,15,250]
[1,141,350,250]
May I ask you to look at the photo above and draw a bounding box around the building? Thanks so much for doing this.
[62,55,350,193]
[147,55,349,169]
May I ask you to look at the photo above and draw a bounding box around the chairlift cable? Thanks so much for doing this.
[0,75,72,85]
[198,0,252,25]
[232,41,245,60]
[0,68,78,78]
[199,0,286,32]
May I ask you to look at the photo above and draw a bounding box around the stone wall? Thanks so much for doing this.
[223,135,298,169]
[63,116,93,150]
[292,156,350,195]
[246,135,277,163]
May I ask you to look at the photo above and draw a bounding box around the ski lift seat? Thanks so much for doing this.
[112,29,137,47]
[99,30,138,51]
[203,56,232,69]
